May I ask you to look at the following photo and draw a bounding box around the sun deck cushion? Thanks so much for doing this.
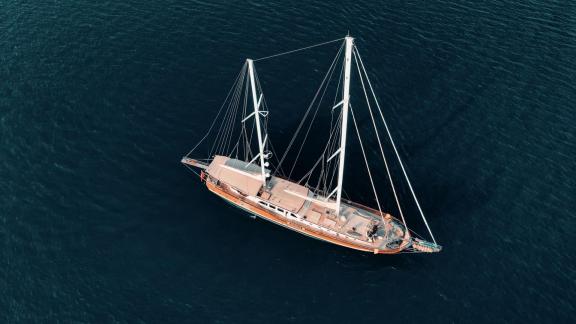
[207,156,264,196]
[268,178,308,213]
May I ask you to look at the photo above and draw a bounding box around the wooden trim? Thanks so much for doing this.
[205,181,403,255]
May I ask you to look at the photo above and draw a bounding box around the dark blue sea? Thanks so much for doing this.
[1,0,575,322]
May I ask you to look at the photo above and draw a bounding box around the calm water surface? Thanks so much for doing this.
[1,0,575,322]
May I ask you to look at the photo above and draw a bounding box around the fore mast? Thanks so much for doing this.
[245,58,269,186]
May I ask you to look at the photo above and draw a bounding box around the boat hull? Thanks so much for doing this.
[205,181,404,254]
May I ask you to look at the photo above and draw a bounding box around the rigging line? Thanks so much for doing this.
[311,112,340,190]
[224,69,242,153]
[324,119,341,195]
[313,122,336,190]
[254,67,270,150]
[323,59,344,193]
[242,75,256,161]
[299,116,340,186]
[263,114,285,176]
[251,67,283,174]
[229,67,248,152]
[234,74,250,159]
[274,43,344,176]
[246,118,255,160]
[230,68,248,145]
[325,110,342,194]
[352,49,408,229]
[320,119,334,193]
[242,82,257,163]
[405,227,426,240]
[297,153,324,184]
[253,69,284,174]
[325,66,344,190]
[324,107,342,191]
[217,63,246,154]
[242,73,250,160]
[212,91,235,155]
[183,164,201,177]
[288,44,343,173]
[187,63,246,158]
[355,46,437,244]
[332,59,344,108]
[316,146,329,192]
[253,66,271,150]
[225,104,240,159]
[349,105,385,223]
[231,140,240,158]
[314,157,325,190]
[219,68,245,155]
[216,79,241,155]
[268,140,284,175]
[288,46,341,179]
[210,64,247,156]
[342,189,350,200]
[253,38,345,62]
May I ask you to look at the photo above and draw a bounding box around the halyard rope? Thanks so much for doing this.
[253,38,344,62]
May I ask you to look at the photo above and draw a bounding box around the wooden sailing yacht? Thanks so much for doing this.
[182,36,441,254]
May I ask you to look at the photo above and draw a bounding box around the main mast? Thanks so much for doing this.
[247,59,268,186]
[335,36,354,217]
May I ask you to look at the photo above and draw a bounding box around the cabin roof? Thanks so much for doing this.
[206,156,309,212]
[267,177,309,213]
[206,156,264,196]
[224,158,268,174]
